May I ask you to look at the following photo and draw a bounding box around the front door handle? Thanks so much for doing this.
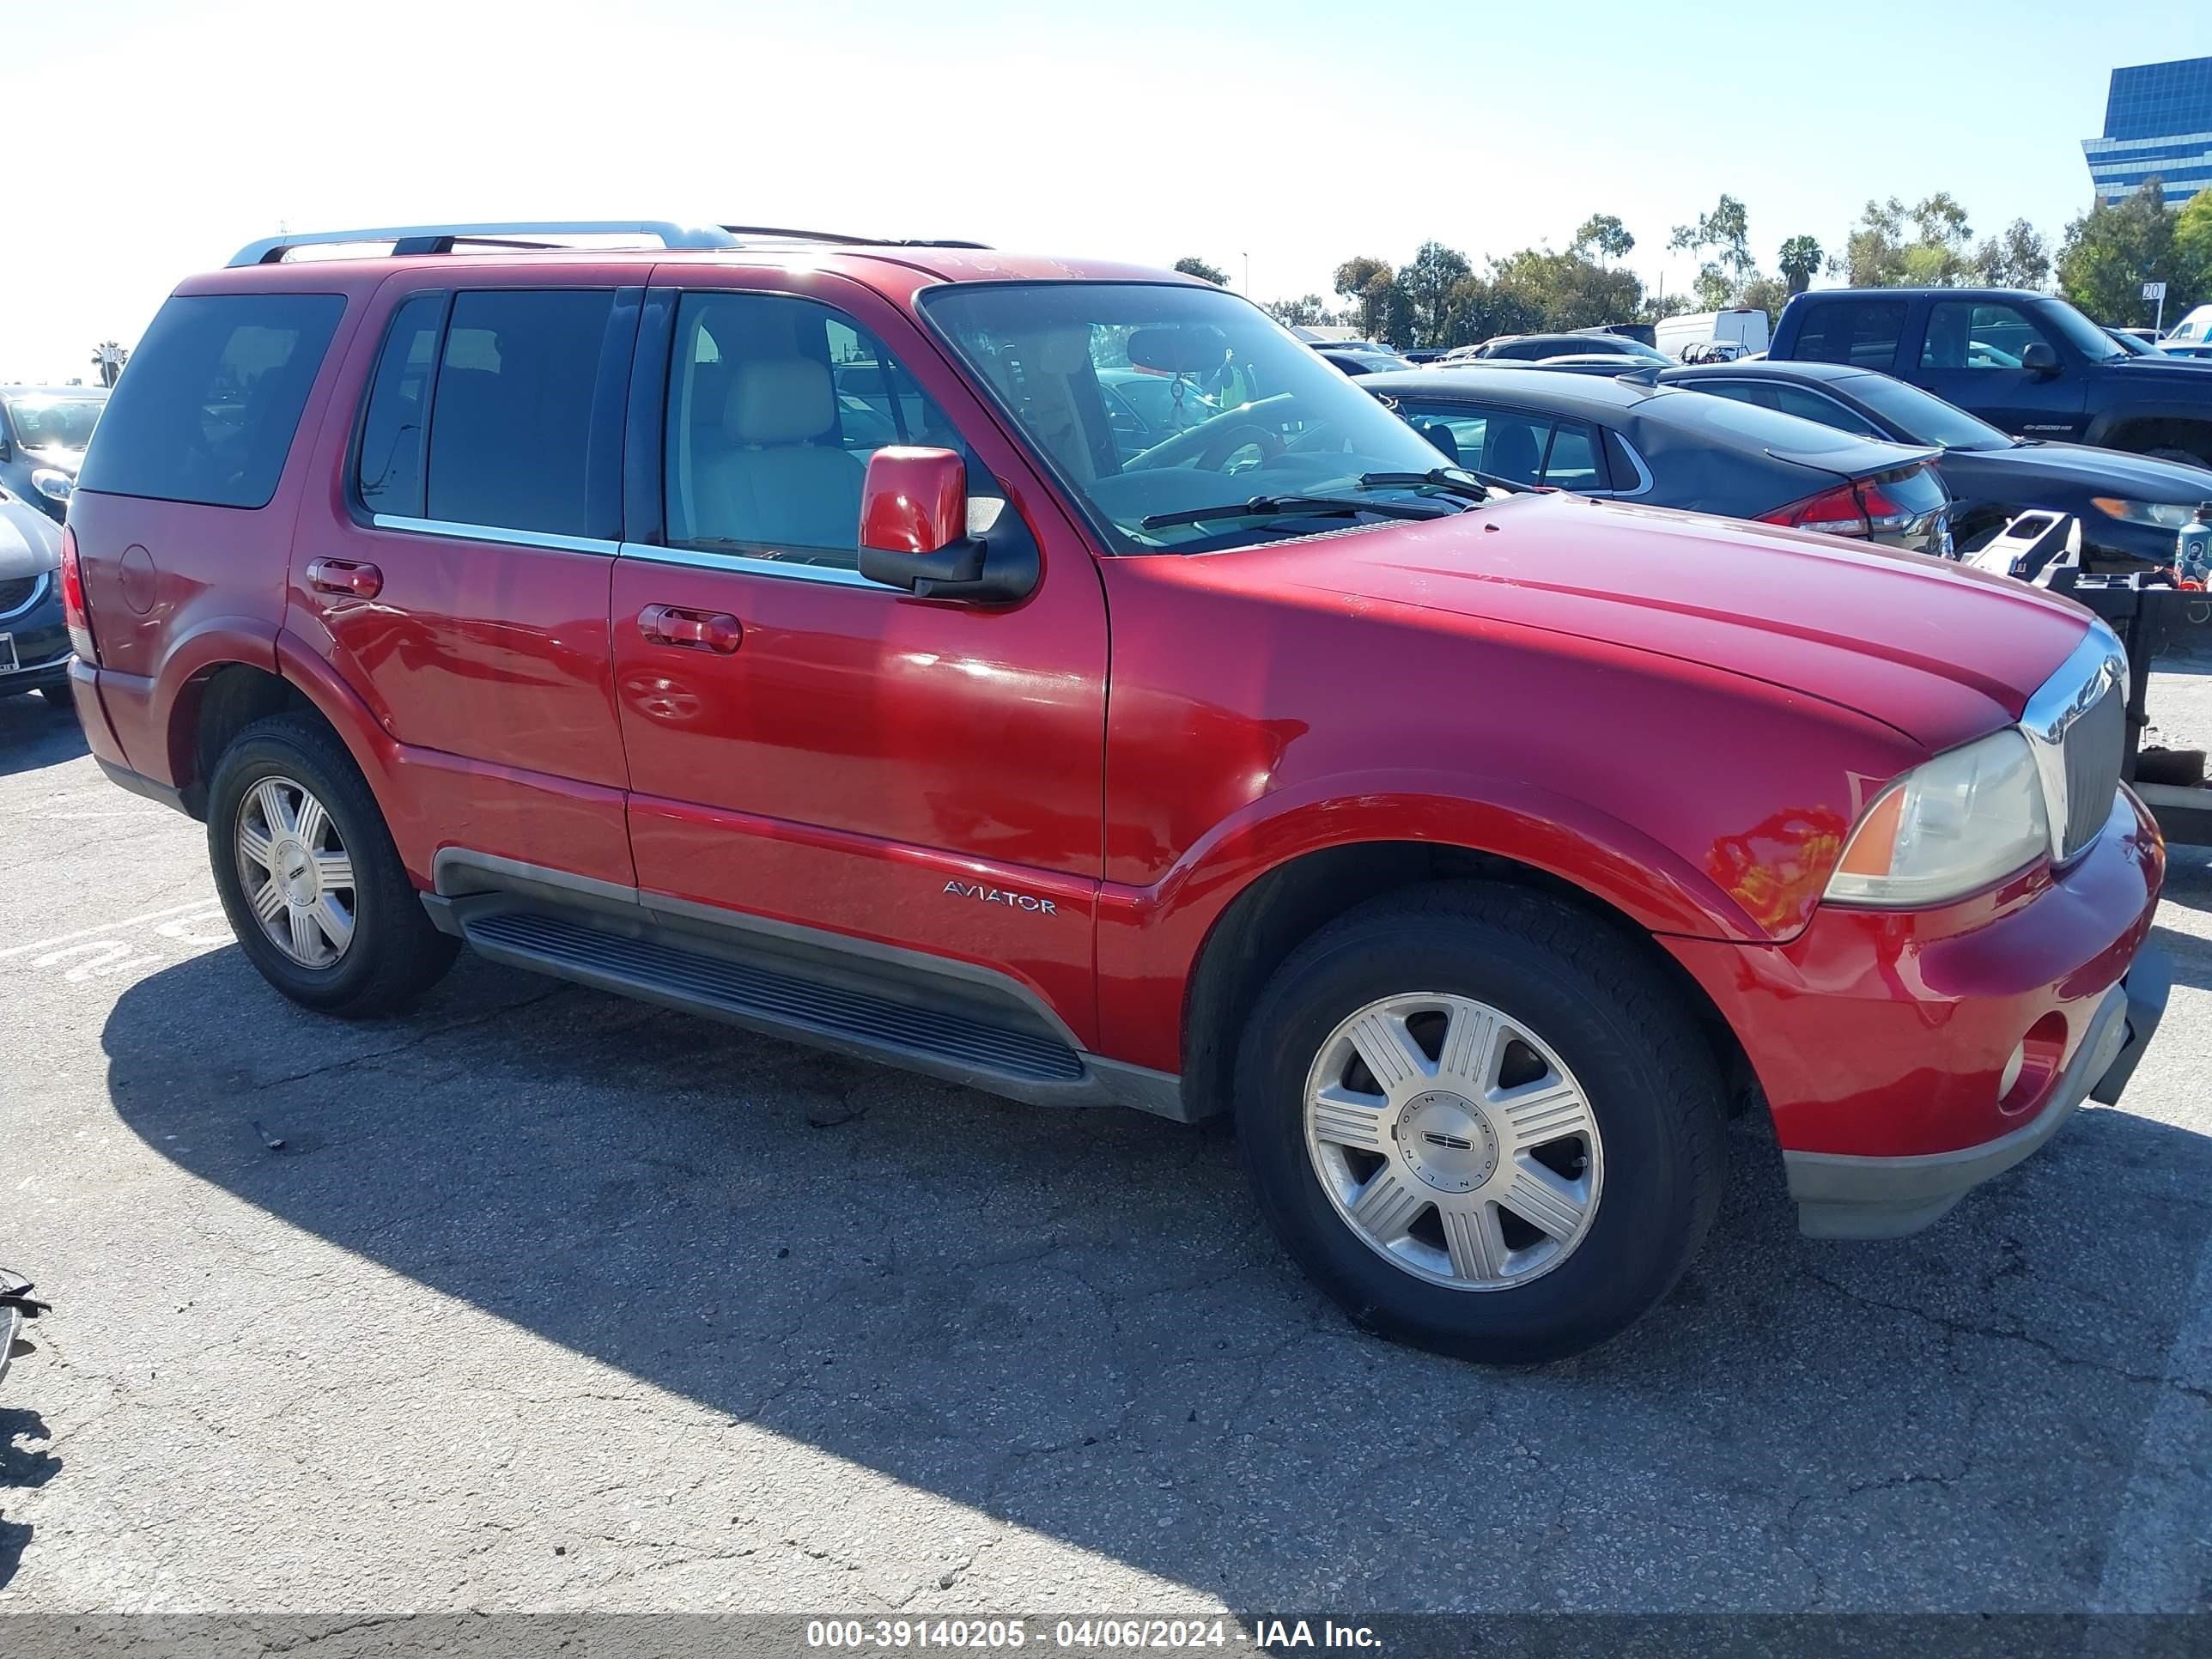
[306,558,382,600]
[639,604,742,653]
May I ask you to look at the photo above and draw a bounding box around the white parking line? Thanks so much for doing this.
[2093,1225,2212,1611]
[0,896,222,962]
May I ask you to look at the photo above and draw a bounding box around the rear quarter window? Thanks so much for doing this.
[76,293,346,508]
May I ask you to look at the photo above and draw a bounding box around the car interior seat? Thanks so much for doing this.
[694,356,865,558]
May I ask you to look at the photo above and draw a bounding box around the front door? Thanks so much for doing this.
[1913,298,2089,440]
[609,273,1108,1041]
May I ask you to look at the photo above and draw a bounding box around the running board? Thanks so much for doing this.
[459,907,1100,1103]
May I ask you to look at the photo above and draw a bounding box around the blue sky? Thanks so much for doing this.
[5,0,2208,380]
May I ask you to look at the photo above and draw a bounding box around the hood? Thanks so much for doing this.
[2111,354,2212,383]
[1984,440,2212,500]
[21,445,85,478]
[0,490,62,580]
[1220,492,2092,752]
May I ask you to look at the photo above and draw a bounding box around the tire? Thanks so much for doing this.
[1234,882,1726,1364]
[206,712,458,1017]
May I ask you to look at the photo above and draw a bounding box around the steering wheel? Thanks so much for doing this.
[1198,422,1283,471]
[1123,392,1298,473]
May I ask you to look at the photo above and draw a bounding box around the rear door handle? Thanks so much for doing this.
[306,558,382,599]
[639,604,742,653]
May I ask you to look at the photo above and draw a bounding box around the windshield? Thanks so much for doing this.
[1841,373,2013,451]
[2033,298,2124,362]
[921,282,1469,552]
[5,396,104,452]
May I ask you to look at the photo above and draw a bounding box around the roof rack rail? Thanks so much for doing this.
[717,224,993,250]
[227,221,743,267]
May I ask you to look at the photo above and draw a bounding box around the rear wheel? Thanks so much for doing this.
[207,714,457,1017]
[1235,883,1726,1363]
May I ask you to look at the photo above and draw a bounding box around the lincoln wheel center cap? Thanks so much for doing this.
[1395,1090,1501,1193]
[275,840,317,906]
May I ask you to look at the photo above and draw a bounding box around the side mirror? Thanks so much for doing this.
[2020,340,2059,374]
[857,447,1036,605]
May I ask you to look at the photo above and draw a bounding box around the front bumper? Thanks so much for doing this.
[1783,948,2169,1238]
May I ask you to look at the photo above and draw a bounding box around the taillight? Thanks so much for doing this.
[59,525,98,663]
[1760,483,1868,536]
[1758,465,1932,539]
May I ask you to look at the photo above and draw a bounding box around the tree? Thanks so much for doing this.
[1835,194,1976,287]
[2057,179,2185,324]
[1399,241,1474,347]
[1334,256,1401,343]
[1736,273,1792,325]
[1172,256,1228,286]
[1778,235,1823,295]
[2168,191,2212,310]
[1263,294,1335,328]
[1670,194,1754,314]
[1571,214,1636,267]
[1972,219,2051,289]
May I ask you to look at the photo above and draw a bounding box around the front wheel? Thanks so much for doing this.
[1235,884,1727,1364]
[206,713,457,1017]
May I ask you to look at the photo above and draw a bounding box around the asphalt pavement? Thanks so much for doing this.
[1,658,2209,1618]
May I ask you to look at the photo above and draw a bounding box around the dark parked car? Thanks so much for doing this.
[1444,332,1669,368]
[1316,346,1414,376]
[1770,287,2212,469]
[0,487,69,703]
[0,386,106,522]
[1658,359,2212,571]
[1453,355,1661,379]
[1362,367,1953,553]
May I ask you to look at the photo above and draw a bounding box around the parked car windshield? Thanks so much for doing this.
[5,394,105,451]
[2032,299,2125,362]
[1575,336,1669,364]
[921,282,1470,553]
[1841,374,2013,452]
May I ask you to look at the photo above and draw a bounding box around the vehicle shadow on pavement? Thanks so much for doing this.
[97,945,2212,1610]
[1,1407,59,1591]
[0,696,83,779]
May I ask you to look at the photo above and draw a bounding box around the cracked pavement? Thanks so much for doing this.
[1,649,2209,1617]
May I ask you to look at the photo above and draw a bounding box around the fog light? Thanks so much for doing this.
[1998,1041,2027,1103]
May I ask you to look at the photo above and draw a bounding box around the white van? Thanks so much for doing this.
[2163,303,2212,346]
[1654,307,1771,362]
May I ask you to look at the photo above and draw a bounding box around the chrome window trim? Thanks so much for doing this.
[368,514,621,556]
[1596,432,1654,498]
[616,540,884,589]
[2019,621,2129,866]
[0,570,50,622]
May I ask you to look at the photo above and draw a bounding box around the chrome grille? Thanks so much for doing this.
[2059,679,2125,860]
[2021,625,2129,866]
[0,572,44,618]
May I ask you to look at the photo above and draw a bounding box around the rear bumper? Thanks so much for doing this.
[1784,949,2168,1238]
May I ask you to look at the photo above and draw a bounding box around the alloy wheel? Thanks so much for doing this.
[235,775,356,969]
[1304,992,1604,1291]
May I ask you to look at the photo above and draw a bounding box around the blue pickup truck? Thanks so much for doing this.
[1769,287,2212,471]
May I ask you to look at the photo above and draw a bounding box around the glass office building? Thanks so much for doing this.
[2081,57,2212,206]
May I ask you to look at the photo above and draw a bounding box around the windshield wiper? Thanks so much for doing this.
[1357,466,1525,498]
[1139,494,1451,532]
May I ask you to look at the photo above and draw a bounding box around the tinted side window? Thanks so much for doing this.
[425,289,614,537]
[1792,301,1906,369]
[1395,402,1549,484]
[663,292,980,570]
[355,294,446,518]
[1922,301,2053,370]
[76,293,345,508]
[1540,422,1601,490]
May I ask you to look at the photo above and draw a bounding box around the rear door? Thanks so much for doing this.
[295,272,641,888]
[1784,297,1911,374]
[1913,299,2089,440]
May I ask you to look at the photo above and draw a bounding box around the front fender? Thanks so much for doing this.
[1092,767,1841,1073]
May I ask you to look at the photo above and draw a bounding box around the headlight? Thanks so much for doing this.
[1824,728,2050,907]
[2090,496,2193,530]
[30,468,73,503]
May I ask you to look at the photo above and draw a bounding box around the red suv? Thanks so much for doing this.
[68,222,2168,1362]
